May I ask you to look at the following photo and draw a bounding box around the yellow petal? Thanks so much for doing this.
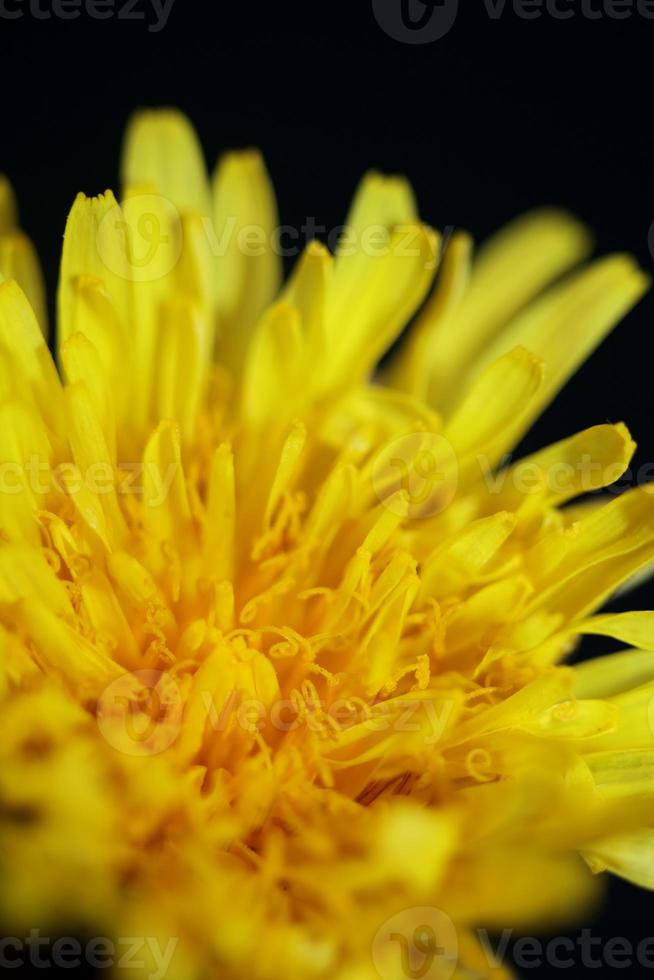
[526,487,654,610]
[264,421,307,527]
[425,209,592,409]
[326,222,440,387]
[65,381,126,543]
[389,230,472,398]
[332,169,417,310]
[15,597,120,695]
[282,239,332,371]
[62,276,129,389]
[175,210,216,330]
[241,302,303,426]
[444,346,544,470]
[420,511,516,598]
[57,191,132,350]
[573,649,654,699]
[576,611,654,650]
[0,400,52,525]
[444,576,532,655]
[122,108,211,215]
[495,422,635,509]
[120,186,184,430]
[0,280,63,435]
[585,751,654,802]
[338,170,417,249]
[523,611,654,671]
[584,829,654,889]
[61,331,116,464]
[156,297,207,443]
[203,443,235,581]
[0,545,73,620]
[463,254,650,436]
[0,231,48,336]
[142,420,191,544]
[212,149,281,375]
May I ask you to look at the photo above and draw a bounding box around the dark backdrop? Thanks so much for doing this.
[1,2,653,976]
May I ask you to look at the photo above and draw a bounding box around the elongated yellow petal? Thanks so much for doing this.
[212,149,281,374]
[58,191,132,349]
[326,222,440,386]
[203,443,235,581]
[0,231,48,336]
[61,331,116,464]
[241,302,303,425]
[264,422,307,527]
[15,597,121,695]
[574,648,654,699]
[584,829,654,889]
[282,239,331,370]
[65,381,126,544]
[156,297,207,443]
[122,108,211,215]
[425,209,592,409]
[444,346,544,469]
[142,420,191,544]
[577,611,654,650]
[525,488,654,624]
[0,545,73,620]
[585,751,654,802]
[463,254,650,435]
[390,230,472,398]
[495,422,635,509]
[0,400,52,516]
[0,280,63,435]
[520,611,654,672]
[420,511,516,598]
[175,210,216,330]
[0,474,39,546]
[332,170,418,307]
[339,171,418,248]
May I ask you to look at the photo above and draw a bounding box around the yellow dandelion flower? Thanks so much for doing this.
[1,107,654,980]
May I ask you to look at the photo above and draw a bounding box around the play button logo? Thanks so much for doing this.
[372,0,459,42]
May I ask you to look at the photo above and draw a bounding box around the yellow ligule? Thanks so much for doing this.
[204,443,235,581]
[212,148,282,375]
[122,108,211,216]
[0,232,48,336]
[58,191,132,350]
[390,229,473,399]
[425,208,592,409]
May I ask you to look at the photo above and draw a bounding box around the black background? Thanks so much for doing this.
[1,1,654,976]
